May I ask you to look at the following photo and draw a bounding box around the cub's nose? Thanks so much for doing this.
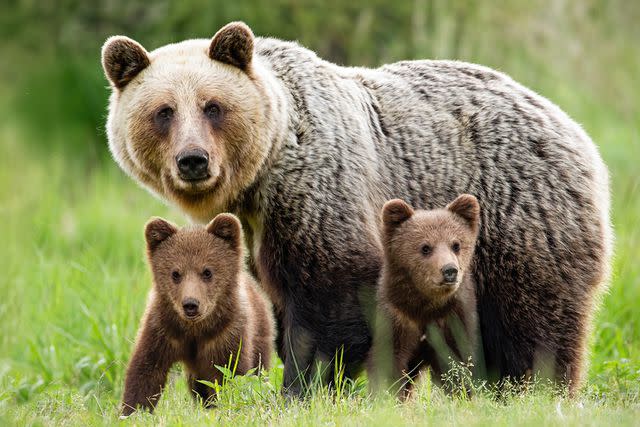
[176,148,209,181]
[441,264,458,284]
[182,298,200,318]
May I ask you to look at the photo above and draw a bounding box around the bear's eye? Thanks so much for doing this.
[421,244,433,256]
[203,102,223,125]
[452,242,461,254]
[156,107,174,122]
[171,270,181,284]
[202,268,212,281]
[154,106,174,134]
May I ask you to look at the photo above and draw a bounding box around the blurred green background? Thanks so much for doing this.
[1,0,639,424]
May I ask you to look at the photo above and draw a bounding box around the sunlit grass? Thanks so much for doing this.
[1,5,639,421]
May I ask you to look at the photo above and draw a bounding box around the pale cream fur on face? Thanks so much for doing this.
[105,39,286,222]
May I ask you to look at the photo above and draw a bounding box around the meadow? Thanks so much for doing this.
[1,1,639,425]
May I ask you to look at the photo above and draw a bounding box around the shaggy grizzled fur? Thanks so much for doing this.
[121,214,274,415]
[103,22,612,396]
[372,195,480,398]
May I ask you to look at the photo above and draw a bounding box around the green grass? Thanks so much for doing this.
[1,10,640,423]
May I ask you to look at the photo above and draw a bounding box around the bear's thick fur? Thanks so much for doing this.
[372,195,480,398]
[121,214,274,415]
[103,22,612,395]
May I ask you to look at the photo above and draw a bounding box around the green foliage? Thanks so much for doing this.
[0,0,639,424]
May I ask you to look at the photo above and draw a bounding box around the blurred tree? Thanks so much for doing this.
[0,0,638,157]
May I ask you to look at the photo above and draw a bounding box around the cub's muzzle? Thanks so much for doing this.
[441,264,459,284]
[182,297,200,318]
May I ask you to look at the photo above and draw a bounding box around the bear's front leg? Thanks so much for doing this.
[393,328,423,401]
[187,373,219,408]
[121,326,174,416]
[186,348,231,408]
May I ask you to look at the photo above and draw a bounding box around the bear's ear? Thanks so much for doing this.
[208,21,254,71]
[206,213,242,247]
[101,36,150,90]
[145,217,178,252]
[447,194,481,231]
[382,199,414,232]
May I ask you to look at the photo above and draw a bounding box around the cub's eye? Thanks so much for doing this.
[203,102,223,124]
[452,242,461,254]
[171,270,181,284]
[202,268,212,281]
[156,106,174,122]
[421,244,433,256]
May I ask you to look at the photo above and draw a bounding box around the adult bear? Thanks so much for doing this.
[101,22,612,395]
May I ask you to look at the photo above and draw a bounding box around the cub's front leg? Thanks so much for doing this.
[187,372,220,408]
[121,325,175,416]
[392,321,423,400]
[186,346,237,408]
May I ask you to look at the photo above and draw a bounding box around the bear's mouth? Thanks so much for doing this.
[437,280,460,293]
[183,313,203,322]
[179,173,211,183]
[440,280,459,287]
[175,173,217,193]
[163,168,225,198]
[178,176,217,194]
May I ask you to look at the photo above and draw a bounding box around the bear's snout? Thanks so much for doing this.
[182,297,200,318]
[441,264,458,284]
[176,148,209,181]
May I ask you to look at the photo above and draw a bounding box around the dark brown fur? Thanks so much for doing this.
[121,214,274,416]
[208,21,255,71]
[372,195,480,397]
[101,37,150,89]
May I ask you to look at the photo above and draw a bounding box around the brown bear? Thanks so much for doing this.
[121,213,274,416]
[102,22,612,396]
[371,195,480,398]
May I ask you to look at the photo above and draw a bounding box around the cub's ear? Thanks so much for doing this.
[206,213,242,247]
[447,194,481,231]
[145,217,178,252]
[382,199,414,231]
[101,36,150,90]
[208,21,254,71]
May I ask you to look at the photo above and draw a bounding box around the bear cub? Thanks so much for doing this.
[121,213,274,416]
[373,194,481,397]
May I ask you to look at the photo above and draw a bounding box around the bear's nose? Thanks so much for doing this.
[176,148,209,181]
[441,264,458,284]
[182,298,200,318]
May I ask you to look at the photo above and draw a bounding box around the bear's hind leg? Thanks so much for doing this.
[281,308,317,398]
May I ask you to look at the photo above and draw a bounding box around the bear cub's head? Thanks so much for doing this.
[381,194,480,305]
[144,213,243,322]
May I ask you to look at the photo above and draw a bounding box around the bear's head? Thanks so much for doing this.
[144,213,243,322]
[102,22,285,222]
[381,194,480,304]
